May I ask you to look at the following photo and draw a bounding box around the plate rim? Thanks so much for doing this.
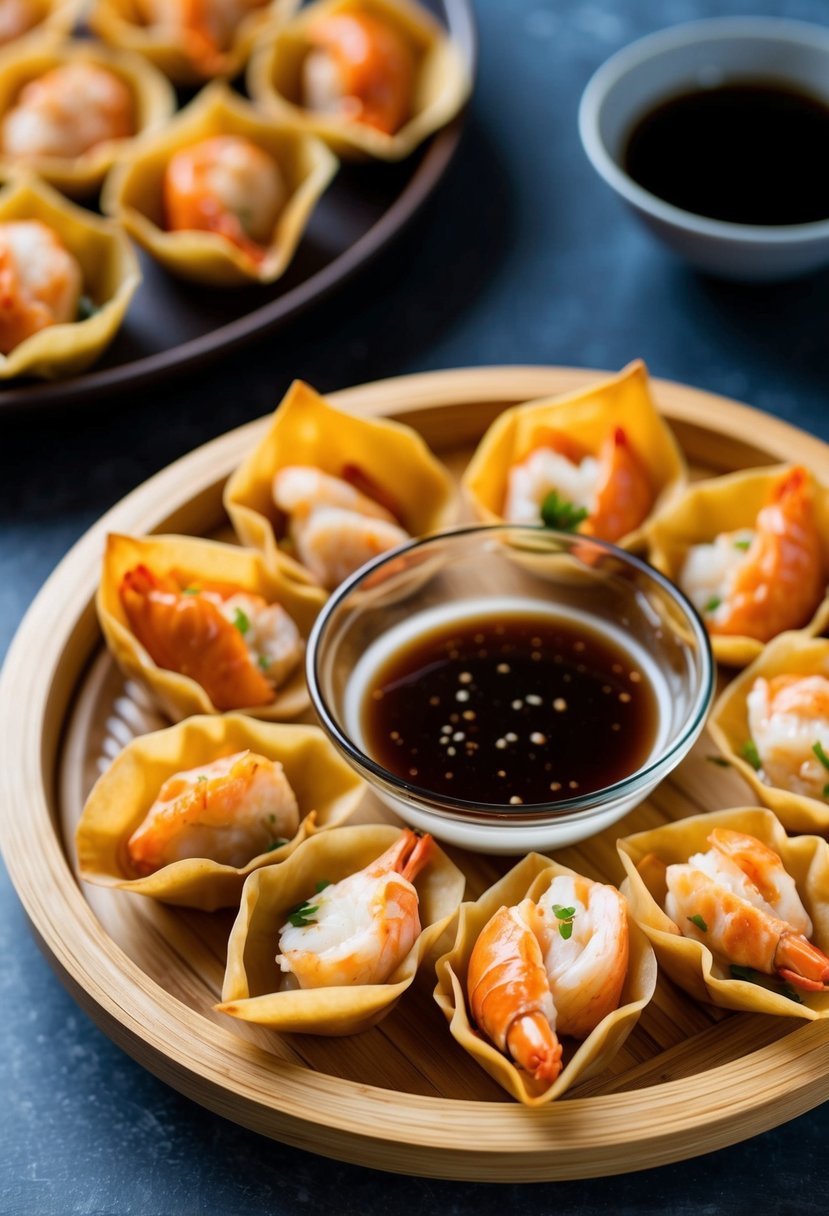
[4,364,829,1181]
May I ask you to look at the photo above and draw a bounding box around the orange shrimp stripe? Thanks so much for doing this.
[617,806,829,1020]
[461,359,687,551]
[434,852,657,1106]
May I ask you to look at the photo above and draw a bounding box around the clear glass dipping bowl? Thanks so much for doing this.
[306,525,714,854]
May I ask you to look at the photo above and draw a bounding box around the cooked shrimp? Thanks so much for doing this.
[679,468,825,642]
[273,465,409,589]
[276,829,432,988]
[127,750,299,875]
[467,901,562,1085]
[163,135,285,262]
[0,221,82,355]
[747,674,829,802]
[1,62,134,160]
[535,874,629,1039]
[665,861,829,991]
[0,0,38,45]
[302,9,415,135]
[137,0,267,71]
[503,426,653,543]
[706,827,812,935]
[119,565,302,710]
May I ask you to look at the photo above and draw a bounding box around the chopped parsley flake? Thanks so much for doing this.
[730,965,757,983]
[706,755,730,768]
[742,739,762,771]
[266,837,289,852]
[733,539,751,551]
[196,774,208,783]
[540,491,589,533]
[687,914,708,932]
[782,984,804,1005]
[233,607,250,635]
[315,879,332,893]
[182,585,201,595]
[551,903,576,940]
[257,654,271,671]
[823,783,829,799]
[703,596,722,615]
[813,741,829,771]
[77,294,98,321]
[288,899,320,927]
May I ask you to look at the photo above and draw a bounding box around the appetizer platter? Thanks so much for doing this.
[0,0,475,412]
[4,365,829,1182]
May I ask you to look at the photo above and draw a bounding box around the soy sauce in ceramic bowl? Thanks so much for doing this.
[623,81,829,226]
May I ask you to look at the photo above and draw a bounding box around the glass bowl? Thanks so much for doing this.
[306,525,714,853]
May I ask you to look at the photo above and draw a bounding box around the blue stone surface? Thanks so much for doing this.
[3,1,829,1210]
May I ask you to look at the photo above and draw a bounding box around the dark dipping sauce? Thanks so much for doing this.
[360,613,659,807]
[623,81,829,225]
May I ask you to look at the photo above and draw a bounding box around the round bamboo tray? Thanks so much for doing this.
[3,366,829,1182]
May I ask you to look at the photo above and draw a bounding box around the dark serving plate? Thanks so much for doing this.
[0,0,475,414]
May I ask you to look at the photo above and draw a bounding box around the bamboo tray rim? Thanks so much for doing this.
[4,364,829,1181]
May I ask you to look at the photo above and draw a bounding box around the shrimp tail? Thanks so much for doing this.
[506,1011,563,1084]
[775,933,829,991]
[581,425,653,543]
[367,827,432,882]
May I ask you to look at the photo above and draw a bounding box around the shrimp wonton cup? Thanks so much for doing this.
[217,824,466,1034]
[0,0,84,46]
[90,0,300,87]
[0,36,175,196]
[646,465,829,667]
[0,175,139,379]
[223,379,457,596]
[709,633,829,833]
[246,0,470,161]
[433,853,657,1106]
[462,360,686,551]
[617,807,829,1019]
[98,531,323,721]
[101,83,337,287]
[76,714,365,910]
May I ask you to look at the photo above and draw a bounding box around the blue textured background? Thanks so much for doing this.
[3,1,829,1211]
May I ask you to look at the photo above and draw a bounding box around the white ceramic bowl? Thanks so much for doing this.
[579,17,829,281]
[306,525,714,854]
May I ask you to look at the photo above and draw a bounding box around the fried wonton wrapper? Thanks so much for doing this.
[433,853,656,1105]
[0,35,175,196]
[90,0,299,87]
[217,823,465,1034]
[646,465,829,667]
[101,83,337,287]
[246,0,470,161]
[0,0,83,46]
[709,632,829,833]
[0,174,139,379]
[462,360,686,551]
[223,379,457,596]
[98,531,323,722]
[76,714,365,910]
[617,807,829,1019]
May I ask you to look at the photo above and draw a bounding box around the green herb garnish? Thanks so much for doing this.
[182,585,201,595]
[730,965,758,983]
[823,783,829,799]
[742,739,761,771]
[703,596,722,614]
[813,741,829,771]
[233,606,250,635]
[257,654,271,671]
[782,984,804,1005]
[266,837,289,852]
[77,294,99,321]
[288,898,320,927]
[687,914,708,932]
[706,755,730,768]
[315,879,332,893]
[733,539,751,551]
[730,966,805,1004]
[551,903,576,940]
[540,491,588,533]
[196,774,208,783]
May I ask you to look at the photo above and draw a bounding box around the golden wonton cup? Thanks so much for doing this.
[433,853,657,1105]
[0,0,83,46]
[217,823,466,1034]
[90,0,300,87]
[0,36,175,196]
[0,175,139,379]
[617,807,829,1019]
[101,82,338,287]
[646,465,829,667]
[461,360,687,551]
[247,0,471,161]
[223,379,457,596]
[76,714,365,910]
[709,632,829,833]
[98,531,324,721]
